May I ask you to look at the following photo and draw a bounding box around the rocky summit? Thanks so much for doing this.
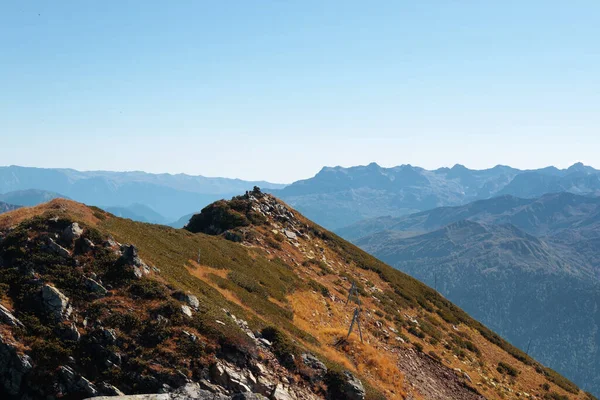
[0,194,593,400]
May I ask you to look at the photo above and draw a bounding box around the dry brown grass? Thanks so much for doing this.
[0,199,105,230]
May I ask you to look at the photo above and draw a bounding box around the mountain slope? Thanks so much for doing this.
[273,163,600,230]
[354,196,600,396]
[0,193,590,400]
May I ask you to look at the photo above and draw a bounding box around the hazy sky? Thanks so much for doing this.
[1,1,598,183]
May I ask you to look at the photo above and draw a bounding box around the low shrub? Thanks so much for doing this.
[497,361,519,377]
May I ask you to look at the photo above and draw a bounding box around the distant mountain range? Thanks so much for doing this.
[0,189,67,207]
[274,162,600,229]
[0,166,286,222]
[0,201,20,214]
[349,192,600,396]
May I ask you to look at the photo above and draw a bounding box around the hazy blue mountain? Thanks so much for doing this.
[337,192,600,240]
[0,201,20,214]
[0,189,68,207]
[103,203,167,224]
[0,166,286,221]
[168,212,195,228]
[273,162,600,230]
[354,194,600,396]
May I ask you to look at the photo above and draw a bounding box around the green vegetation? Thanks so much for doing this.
[497,362,520,377]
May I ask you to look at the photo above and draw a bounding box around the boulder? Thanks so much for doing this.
[339,371,365,400]
[59,365,98,397]
[119,244,151,279]
[301,353,327,374]
[63,222,84,242]
[173,292,200,310]
[85,277,108,297]
[46,237,71,257]
[210,361,252,393]
[42,284,72,320]
[181,305,193,318]
[0,335,32,395]
[271,384,296,400]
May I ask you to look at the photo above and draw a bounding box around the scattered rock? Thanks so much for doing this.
[62,222,84,242]
[181,305,193,318]
[331,371,365,400]
[271,384,296,400]
[85,277,108,297]
[210,361,253,393]
[118,244,151,279]
[46,237,71,257]
[301,353,327,379]
[0,335,32,395]
[59,365,98,397]
[42,284,72,320]
[97,381,125,396]
[283,230,297,240]
[0,305,24,329]
[61,323,81,342]
[173,291,200,310]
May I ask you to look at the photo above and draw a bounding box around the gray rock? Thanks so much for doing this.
[85,277,108,297]
[59,365,98,397]
[46,237,71,257]
[84,383,231,399]
[82,238,96,252]
[63,323,81,342]
[119,244,151,279]
[340,371,365,400]
[283,230,297,240]
[210,361,252,393]
[0,335,32,395]
[181,305,193,318]
[271,384,296,400]
[301,353,327,374]
[0,304,24,329]
[173,292,200,310]
[42,284,72,320]
[97,381,125,395]
[63,222,84,242]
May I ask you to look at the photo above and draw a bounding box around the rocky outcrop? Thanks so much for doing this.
[173,291,200,310]
[46,236,71,257]
[338,372,365,400]
[63,222,84,242]
[119,244,151,279]
[0,304,24,329]
[59,365,98,397]
[85,277,109,297]
[0,335,32,395]
[42,284,72,320]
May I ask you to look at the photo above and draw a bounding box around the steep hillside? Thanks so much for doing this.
[273,163,600,230]
[355,199,600,396]
[0,193,592,400]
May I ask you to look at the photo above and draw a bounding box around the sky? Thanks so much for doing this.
[1,1,599,183]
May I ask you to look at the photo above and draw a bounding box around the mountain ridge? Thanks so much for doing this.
[273,162,600,230]
[0,193,590,400]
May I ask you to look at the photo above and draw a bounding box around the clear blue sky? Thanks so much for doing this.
[1,1,598,183]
